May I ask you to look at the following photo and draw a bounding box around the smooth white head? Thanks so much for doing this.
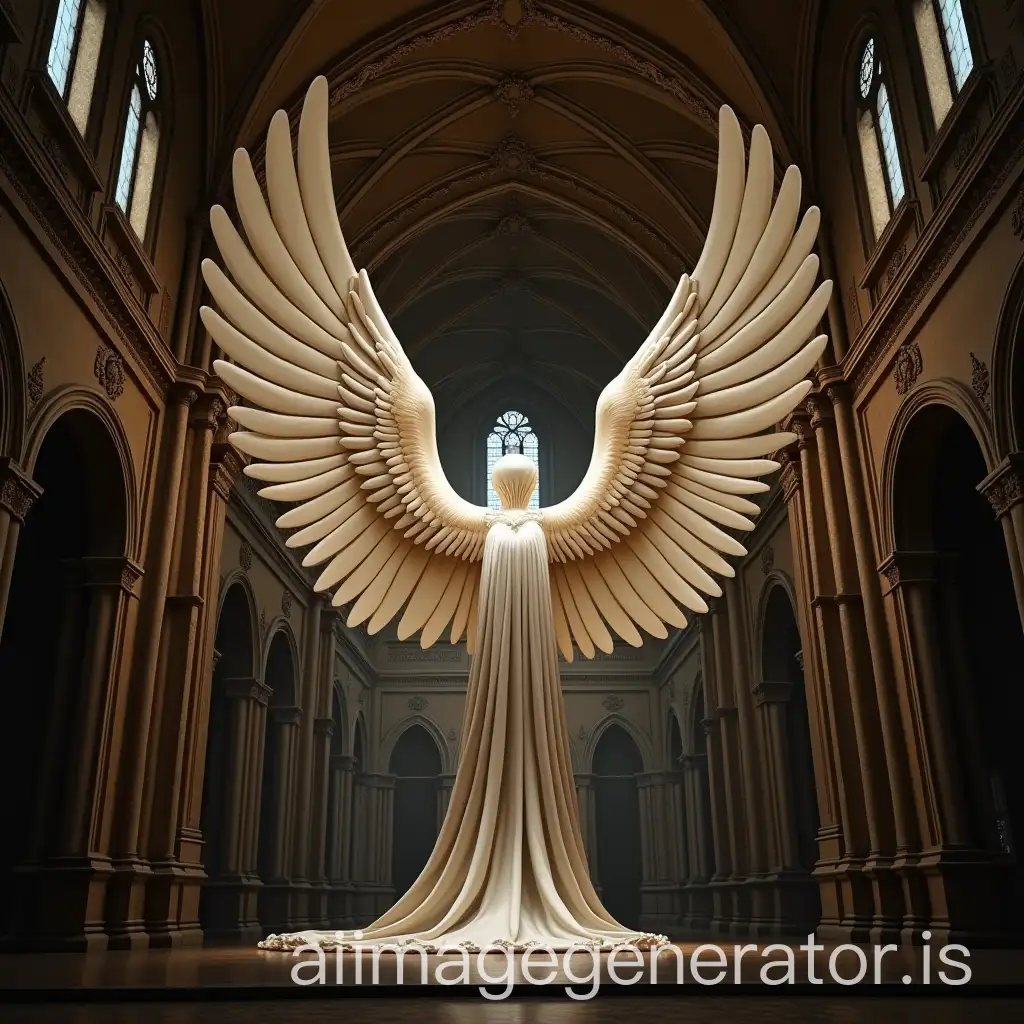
[491,454,537,511]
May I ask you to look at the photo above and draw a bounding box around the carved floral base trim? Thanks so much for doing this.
[257,931,671,953]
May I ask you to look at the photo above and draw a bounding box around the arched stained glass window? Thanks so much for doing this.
[115,39,162,240]
[486,410,539,510]
[45,0,108,135]
[855,37,906,240]
[913,1,975,129]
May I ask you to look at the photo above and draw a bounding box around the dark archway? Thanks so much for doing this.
[761,585,820,876]
[198,581,255,935]
[257,630,298,930]
[0,409,128,939]
[592,724,644,929]
[893,405,1024,924]
[389,724,443,898]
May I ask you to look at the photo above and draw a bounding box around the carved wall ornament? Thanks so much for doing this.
[491,0,535,38]
[0,469,41,522]
[40,134,67,181]
[602,694,624,712]
[407,695,429,711]
[759,545,774,575]
[239,540,253,571]
[120,561,144,593]
[882,560,900,588]
[159,287,172,337]
[577,725,586,741]
[852,99,1024,392]
[952,121,980,173]
[893,339,923,395]
[1012,185,1024,242]
[885,243,908,286]
[494,75,533,116]
[980,460,1024,517]
[26,356,45,406]
[999,46,1018,93]
[281,590,293,617]
[447,727,457,741]
[970,352,991,411]
[493,133,534,173]
[496,212,530,236]
[93,345,125,400]
[258,607,267,639]
[847,282,862,335]
[115,250,134,282]
[4,58,18,95]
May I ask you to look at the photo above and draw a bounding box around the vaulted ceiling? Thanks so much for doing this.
[201,0,820,429]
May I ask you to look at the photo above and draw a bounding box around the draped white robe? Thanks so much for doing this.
[259,515,666,951]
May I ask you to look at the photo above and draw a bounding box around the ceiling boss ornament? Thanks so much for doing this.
[205,76,830,955]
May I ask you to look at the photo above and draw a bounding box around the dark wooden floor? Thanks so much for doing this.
[2,941,1022,1022]
[5,997,1024,1024]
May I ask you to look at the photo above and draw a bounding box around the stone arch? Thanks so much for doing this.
[880,380,999,556]
[585,713,653,773]
[667,706,684,769]
[380,713,453,775]
[0,280,26,460]
[261,620,301,700]
[199,578,259,936]
[888,398,1024,913]
[992,253,1024,454]
[24,387,140,560]
[0,403,132,940]
[591,722,645,929]
[758,579,821,889]
[388,721,445,899]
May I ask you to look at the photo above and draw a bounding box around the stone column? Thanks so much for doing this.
[200,677,269,941]
[681,753,713,930]
[804,386,908,940]
[0,457,42,647]
[574,773,598,881]
[24,556,142,949]
[380,775,396,908]
[878,552,1000,939]
[141,394,225,946]
[724,576,772,934]
[306,716,335,928]
[823,381,920,895]
[777,434,845,935]
[978,454,1024,633]
[329,754,356,927]
[105,382,199,947]
[173,438,242,943]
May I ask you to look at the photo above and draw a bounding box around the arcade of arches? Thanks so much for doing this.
[0,0,1023,953]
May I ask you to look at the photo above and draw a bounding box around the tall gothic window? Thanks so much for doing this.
[45,0,107,135]
[486,410,539,510]
[856,37,906,240]
[912,0,975,129]
[115,38,162,240]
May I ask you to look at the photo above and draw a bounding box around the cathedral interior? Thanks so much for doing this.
[2,0,1024,1016]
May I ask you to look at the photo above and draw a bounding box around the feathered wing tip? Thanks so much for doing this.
[543,102,831,660]
[205,76,488,649]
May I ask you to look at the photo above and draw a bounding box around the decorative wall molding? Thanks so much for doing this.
[93,345,126,400]
[407,695,429,711]
[759,545,775,575]
[239,540,253,572]
[970,352,991,412]
[892,339,923,395]
[26,356,44,406]
[0,93,175,397]
[848,81,1024,393]
[601,694,624,712]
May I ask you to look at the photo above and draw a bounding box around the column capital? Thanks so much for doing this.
[330,753,355,771]
[716,705,738,720]
[700,716,717,735]
[753,680,793,705]
[0,457,42,523]
[805,391,833,429]
[978,453,1024,518]
[779,449,802,503]
[271,705,302,726]
[314,716,336,737]
[71,555,145,595]
[221,675,272,705]
[573,773,594,787]
[877,550,941,595]
[169,380,203,408]
[681,753,707,768]
[209,442,245,498]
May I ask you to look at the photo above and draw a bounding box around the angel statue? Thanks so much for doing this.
[202,76,831,952]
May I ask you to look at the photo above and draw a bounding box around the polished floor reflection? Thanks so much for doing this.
[7,998,1024,1024]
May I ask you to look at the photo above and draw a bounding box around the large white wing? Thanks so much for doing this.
[203,76,488,650]
[542,105,831,661]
